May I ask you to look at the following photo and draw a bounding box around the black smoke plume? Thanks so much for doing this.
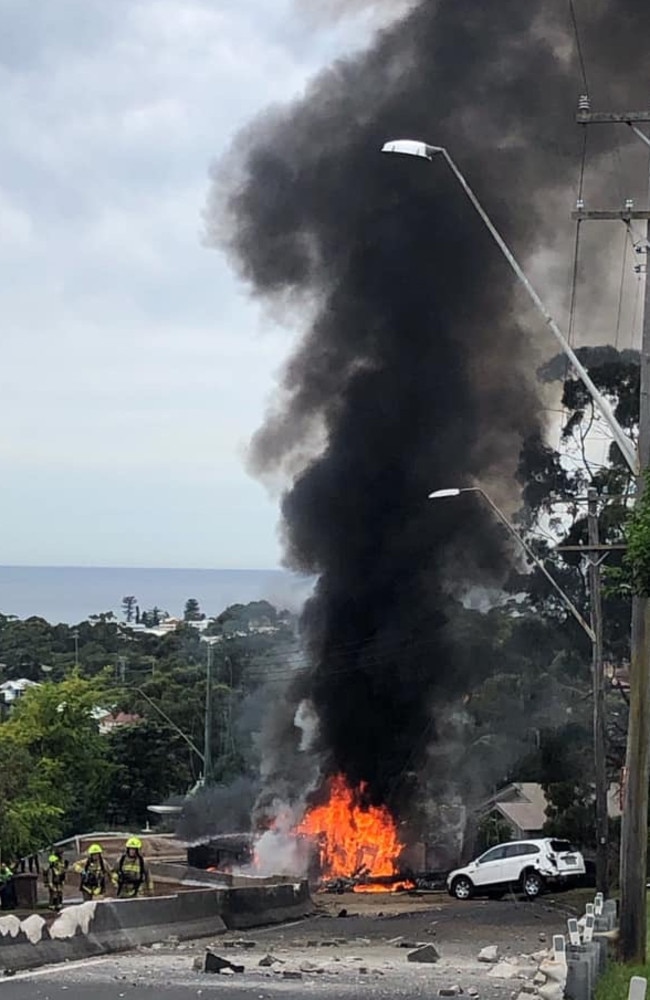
[209,0,649,819]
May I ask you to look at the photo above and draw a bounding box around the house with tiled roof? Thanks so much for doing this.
[477,781,622,840]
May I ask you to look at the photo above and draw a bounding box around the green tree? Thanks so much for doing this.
[121,596,137,623]
[183,598,204,622]
[475,813,514,853]
[618,470,650,597]
[103,720,190,827]
[0,733,63,859]
[5,675,111,837]
[141,607,165,627]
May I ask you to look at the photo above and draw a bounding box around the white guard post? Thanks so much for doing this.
[567,918,581,947]
[553,935,567,965]
[629,978,648,1000]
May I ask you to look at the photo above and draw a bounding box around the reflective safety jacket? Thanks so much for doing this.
[115,853,152,891]
[73,856,110,896]
[45,858,67,889]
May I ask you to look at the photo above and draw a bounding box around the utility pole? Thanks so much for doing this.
[203,640,215,786]
[587,487,608,897]
[574,99,650,962]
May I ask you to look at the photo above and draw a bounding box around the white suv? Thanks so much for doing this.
[447,838,586,900]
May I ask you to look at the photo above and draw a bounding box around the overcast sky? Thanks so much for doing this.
[0,0,388,569]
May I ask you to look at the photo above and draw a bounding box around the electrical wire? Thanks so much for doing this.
[615,226,630,349]
[567,129,588,349]
[568,0,590,96]
[560,128,589,453]
[631,269,643,349]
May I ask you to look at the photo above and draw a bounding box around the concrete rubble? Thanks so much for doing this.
[477,945,500,963]
[258,953,282,967]
[486,959,526,980]
[180,910,586,998]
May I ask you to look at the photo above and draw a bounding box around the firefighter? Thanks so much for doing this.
[0,859,16,911]
[113,837,152,898]
[44,848,68,911]
[73,843,110,901]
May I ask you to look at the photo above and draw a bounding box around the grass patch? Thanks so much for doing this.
[596,962,649,1000]
[595,897,650,1000]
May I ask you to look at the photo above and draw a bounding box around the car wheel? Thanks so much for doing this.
[451,876,474,901]
[521,870,544,899]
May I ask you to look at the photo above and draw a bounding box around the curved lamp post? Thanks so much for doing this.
[382,139,638,476]
[429,486,595,641]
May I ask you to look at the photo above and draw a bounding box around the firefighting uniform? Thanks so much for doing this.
[44,853,67,911]
[73,846,111,900]
[114,851,152,898]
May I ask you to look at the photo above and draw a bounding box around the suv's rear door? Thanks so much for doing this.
[501,842,541,883]
[548,839,585,876]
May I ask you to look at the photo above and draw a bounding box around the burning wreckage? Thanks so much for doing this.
[186,774,459,893]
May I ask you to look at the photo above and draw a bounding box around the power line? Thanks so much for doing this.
[568,0,590,96]
[615,225,630,349]
[560,127,589,451]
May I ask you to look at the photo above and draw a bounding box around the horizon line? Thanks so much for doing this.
[0,563,300,574]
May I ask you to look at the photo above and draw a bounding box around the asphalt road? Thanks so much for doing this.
[0,983,307,1000]
[0,965,453,1000]
[1,984,211,1000]
[0,891,583,1000]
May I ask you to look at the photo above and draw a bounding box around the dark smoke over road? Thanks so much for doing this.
[209,0,649,819]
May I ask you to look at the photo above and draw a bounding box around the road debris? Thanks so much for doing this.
[203,950,244,974]
[477,945,499,963]
[407,943,440,963]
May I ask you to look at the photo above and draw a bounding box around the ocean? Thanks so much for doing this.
[0,566,313,625]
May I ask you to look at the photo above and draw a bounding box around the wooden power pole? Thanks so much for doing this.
[587,487,608,897]
[574,100,650,962]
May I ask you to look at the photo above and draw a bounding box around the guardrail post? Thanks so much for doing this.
[629,977,648,1000]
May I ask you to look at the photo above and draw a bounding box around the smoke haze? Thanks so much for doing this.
[209,0,649,820]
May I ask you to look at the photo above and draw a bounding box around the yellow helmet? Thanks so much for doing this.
[87,843,103,855]
[125,837,142,850]
[48,853,59,863]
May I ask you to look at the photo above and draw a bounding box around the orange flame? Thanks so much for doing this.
[296,774,407,890]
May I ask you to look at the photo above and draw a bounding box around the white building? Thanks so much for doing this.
[0,678,40,705]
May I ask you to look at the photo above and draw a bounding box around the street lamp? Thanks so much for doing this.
[429,487,594,641]
[382,139,639,476]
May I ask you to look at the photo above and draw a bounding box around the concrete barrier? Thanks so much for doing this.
[565,946,592,1000]
[148,861,233,888]
[0,880,313,972]
[223,881,313,930]
[0,890,227,972]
